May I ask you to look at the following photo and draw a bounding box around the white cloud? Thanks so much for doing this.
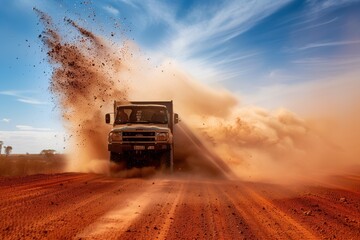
[117,0,138,8]
[307,0,360,12]
[15,0,47,10]
[293,17,338,33]
[137,0,291,56]
[140,0,290,84]
[167,1,291,58]
[0,90,29,96]
[0,90,49,105]
[291,56,360,74]
[16,125,52,132]
[17,98,48,105]
[103,5,119,15]
[297,40,360,51]
[2,118,10,123]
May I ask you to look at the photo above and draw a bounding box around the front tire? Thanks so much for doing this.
[160,150,173,174]
[109,152,126,174]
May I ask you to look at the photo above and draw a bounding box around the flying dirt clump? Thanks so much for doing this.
[35,9,130,172]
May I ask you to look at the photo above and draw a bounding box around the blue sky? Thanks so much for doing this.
[1,0,360,153]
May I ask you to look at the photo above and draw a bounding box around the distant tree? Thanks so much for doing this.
[0,141,3,155]
[4,146,12,156]
[40,149,56,157]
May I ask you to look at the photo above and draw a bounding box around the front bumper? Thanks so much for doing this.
[108,143,170,153]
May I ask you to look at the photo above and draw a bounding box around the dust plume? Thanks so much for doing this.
[36,9,237,177]
[37,10,360,181]
[35,9,129,172]
[128,61,360,182]
[197,104,360,183]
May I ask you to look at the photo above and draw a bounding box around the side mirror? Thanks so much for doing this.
[105,113,111,124]
[174,113,179,124]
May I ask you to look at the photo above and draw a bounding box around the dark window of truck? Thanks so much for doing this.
[115,106,168,124]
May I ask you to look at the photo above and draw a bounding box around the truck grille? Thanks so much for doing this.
[122,131,155,142]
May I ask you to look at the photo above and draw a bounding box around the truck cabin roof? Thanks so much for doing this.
[116,104,167,109]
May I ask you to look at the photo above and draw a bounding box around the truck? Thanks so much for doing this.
[105,101,179,173]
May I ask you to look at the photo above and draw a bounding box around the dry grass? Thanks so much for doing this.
[0,154,66,177]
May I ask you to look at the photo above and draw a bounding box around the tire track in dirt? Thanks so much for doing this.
[75,179,184,239]
[1,173,360,239]
[0,173,149,240]
[113,179,185,240]
[156,182,184,240]
[270,187,360,239]
[164,180,254,240]
[221,182,319,239]
[0,174,101,212]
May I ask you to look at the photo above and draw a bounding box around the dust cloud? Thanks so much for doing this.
[37,10,360,182]
[35,9,129,173]
[129,62,360,182]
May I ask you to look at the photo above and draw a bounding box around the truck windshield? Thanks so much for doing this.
[115,106,168,124]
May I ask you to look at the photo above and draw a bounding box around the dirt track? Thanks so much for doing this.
[1,173,360,240]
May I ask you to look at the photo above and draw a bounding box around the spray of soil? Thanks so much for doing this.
[35,9,234,177]
[35,9,130,173]
[37,10,360,182]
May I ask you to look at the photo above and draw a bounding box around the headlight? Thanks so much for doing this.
[155,132,169,141]
[109,131,122,143]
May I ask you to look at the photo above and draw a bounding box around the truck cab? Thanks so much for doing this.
[106,101,178,172]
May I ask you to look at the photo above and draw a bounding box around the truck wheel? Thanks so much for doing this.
[160,150,173,174]
[110,152,119,162]
[109,152,125,174]
[126,160,133,169]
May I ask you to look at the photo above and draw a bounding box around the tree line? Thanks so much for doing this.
[0,141,13,156]
[0,141,58,156]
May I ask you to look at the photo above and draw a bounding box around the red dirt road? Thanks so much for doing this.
[1,173,360,239]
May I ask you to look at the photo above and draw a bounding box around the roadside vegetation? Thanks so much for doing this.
[0,154,66,177]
